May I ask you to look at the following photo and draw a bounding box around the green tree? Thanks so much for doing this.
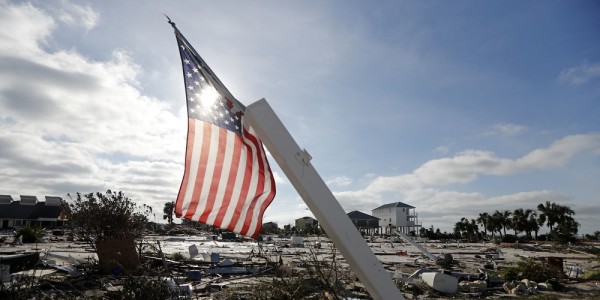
[489,210,506,238]
[526,211,540,240]
[477,212,490,238]
[537,201,578,242]
[537,201,561,232]
[163,201,174,225]
[69,190,151,245]
[511,208,534,238]
[261,222,280,235]
[499,210,512,237]
[283,224,292,235]
[454,218,479,242]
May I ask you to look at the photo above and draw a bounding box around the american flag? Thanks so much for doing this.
[172,27,276,239]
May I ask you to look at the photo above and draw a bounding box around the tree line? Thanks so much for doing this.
[426,201,581,244]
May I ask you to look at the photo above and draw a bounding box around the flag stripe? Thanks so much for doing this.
[209,134,243,227]
[238,130,266,236]
[186,122,215,220]
[175,118,199,217]
[241,129,275,237]
[246,129,276,236]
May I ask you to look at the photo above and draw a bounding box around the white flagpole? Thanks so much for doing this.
[245,99,404,300]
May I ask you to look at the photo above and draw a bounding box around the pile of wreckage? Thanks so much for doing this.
[1,232,599,299]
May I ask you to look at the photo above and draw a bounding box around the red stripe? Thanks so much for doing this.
[184,122,212,219]
[212,136,243,228]
[175,118,196,217]
[198,128,228,223]
[239,130,266,236]
[251,144,277,238]
[228,136,254,232]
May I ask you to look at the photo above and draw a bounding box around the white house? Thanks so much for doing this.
[372,201,421,235]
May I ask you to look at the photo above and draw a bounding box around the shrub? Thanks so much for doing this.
[499,256,564,282]
[69,190,151,244]
[501,234,518,243]
[122,276,179,300]
[15,226,44,244]
[581,270,600,280]
[169,252,185,261]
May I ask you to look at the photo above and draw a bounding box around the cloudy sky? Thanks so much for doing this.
[1,0,599,234]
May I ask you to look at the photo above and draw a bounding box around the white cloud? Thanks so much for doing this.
[363,133,600,193]
[434,145,450,155]
[0,1,184,215]
[516,134,600,170]
[326,176,352,187]
[55,0,99,30]
[481,123,528,137]
[558,61,600,86]
[0,1,55,55]
[335,189,383,213]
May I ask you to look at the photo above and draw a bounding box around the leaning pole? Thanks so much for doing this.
[245,98,404,300]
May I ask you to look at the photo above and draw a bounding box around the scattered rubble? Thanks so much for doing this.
[1,231,599,299]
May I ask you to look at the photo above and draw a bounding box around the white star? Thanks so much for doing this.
[192,67,199,73]
[186,72,192,78]
[194,81,200,86]
[184,59,190,64]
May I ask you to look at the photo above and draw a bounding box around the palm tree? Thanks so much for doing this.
[511,208,534,238]
[527,212,540,241]
[454,217,479,242]
[477,212,490,238]
[511,208,524,236]
[488,211,503,239]
[537,201,560,232]
[537,201,576,232]
[491,210,511,237]
[163,201,175,225]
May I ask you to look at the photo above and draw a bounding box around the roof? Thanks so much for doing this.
[373,201,415,210]
[0,201,63,220]
[347,210,379,221]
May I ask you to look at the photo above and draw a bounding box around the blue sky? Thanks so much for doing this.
[1,0,599,234]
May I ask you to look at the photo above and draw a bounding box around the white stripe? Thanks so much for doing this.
[191,124,220,221]
[219,140,248,229]
[246,140,274,237]
[205,131,236,225]
[233,134,260,234]
[181,120,204,217]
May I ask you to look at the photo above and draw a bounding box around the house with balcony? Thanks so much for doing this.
[372,201,421,235]
[347,210,379,236]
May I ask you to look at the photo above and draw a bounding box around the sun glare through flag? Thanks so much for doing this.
[170,22,276,239]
